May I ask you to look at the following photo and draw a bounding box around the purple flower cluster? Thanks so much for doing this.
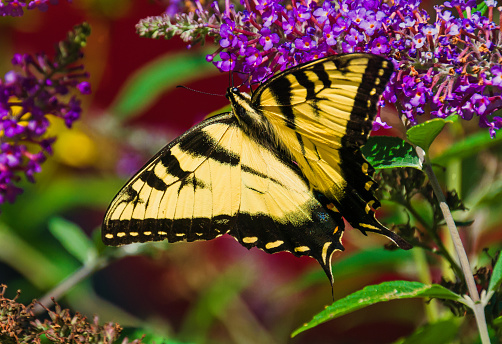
[0,0,69,16]
[138,0,502,138]
[0,23,91,208]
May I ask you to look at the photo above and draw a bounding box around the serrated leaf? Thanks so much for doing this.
[362,136,421,169]
[393,318,461,344]
[109,50,217,121]
[48,217,97,264]
[291,281,461,337]
[488,251,502,292]
[407,116,458,151]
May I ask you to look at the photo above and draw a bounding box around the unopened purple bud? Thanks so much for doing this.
[77,81,92,95]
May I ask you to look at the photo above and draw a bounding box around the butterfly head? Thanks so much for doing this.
[226,87,251,102]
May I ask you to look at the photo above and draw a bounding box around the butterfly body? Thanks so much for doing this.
[103,53,410,286]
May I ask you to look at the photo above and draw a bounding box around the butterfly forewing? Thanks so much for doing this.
[250,54,409,248]
[103,114,239,245]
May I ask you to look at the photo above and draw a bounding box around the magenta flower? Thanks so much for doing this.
[137,0,502,138]
[0,23,91,209]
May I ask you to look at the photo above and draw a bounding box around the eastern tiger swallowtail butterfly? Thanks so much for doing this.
[102,53,411,287]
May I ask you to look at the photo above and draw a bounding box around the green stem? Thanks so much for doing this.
[32,255,111,315]
[415,147,490,344]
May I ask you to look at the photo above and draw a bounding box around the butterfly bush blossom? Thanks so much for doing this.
[0,23,91,207]
[138,0,502,137]
[0,0,70,16]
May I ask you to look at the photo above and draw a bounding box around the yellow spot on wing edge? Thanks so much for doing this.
[144,231,152,235]
[359,223,379,230]
[243,236,258,244]
[361,163,369,174]
[117,232,126,238]
[365,181,374,191]
[158,231,168,235]
[130,232,138,236]
[105,234,113,239]
[265,240,284,249]
[321,242,332,265]
[294,246,310,253]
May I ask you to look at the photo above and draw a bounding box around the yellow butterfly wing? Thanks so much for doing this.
[103,113,345,283]
[251,53,410,248]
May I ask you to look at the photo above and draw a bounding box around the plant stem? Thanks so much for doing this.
[415,146,490,344]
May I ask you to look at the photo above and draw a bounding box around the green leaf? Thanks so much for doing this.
[407,116,458,151]
[109,50,218,121]
[468,1,487,16]
[48,217,97,264]
[433,130,502,165]
[393,318,461,344]
[493,315,502,328]
[291,281,461,337]
[362,136,421,169]
[488,251,502,292]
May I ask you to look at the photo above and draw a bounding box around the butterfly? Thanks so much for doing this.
[102,53,411,287]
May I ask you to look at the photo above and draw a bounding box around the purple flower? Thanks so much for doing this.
[1,0,68,17]
[0,23,91,209]
[313,2,333,24]
[361,15,381,36]
[219,24,238,48]
[462,19,475,33]
[371,36,389,55]
[332,17,349,34]
[215,51,236,72]
[348,8,366,27]
[345,27,364,47]
[295,36,316,51]
[137,0,502,138]
[77,81,92,95]
[491,65,502,87]
[294,5,311,22]
[413,34,426,49]
[244,47,263,66]
[399,16,416,29]
[471,94,489,115]
[372,116,392,131]
[1,119,25,137]
[422,24,438,36]
[259,28,280,51]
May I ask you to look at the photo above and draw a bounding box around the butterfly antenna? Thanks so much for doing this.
[176,85,225,97]
[230,70,234,87]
